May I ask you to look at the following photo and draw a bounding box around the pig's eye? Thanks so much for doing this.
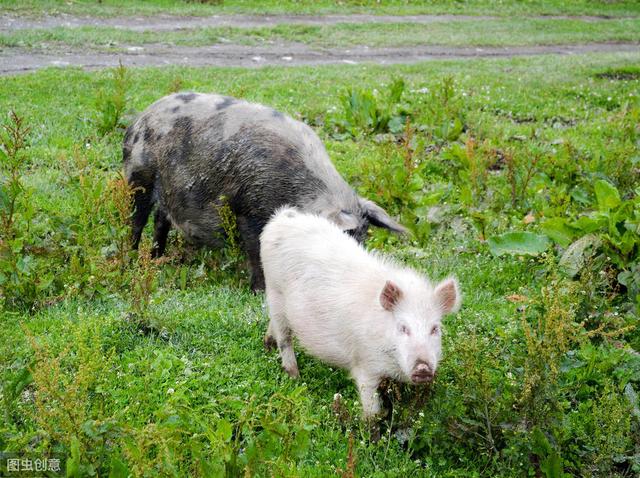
[399,325,411,336]
[430,325,440,336]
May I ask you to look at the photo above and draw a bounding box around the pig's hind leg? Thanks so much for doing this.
[264,287,299,378]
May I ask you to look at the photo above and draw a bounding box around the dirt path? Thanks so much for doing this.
[2,12,638,75]
[2,42,638,75]
[0,13,630,32]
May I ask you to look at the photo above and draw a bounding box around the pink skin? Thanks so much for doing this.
[261,209,461,419]
[393,314,442,384]
[381,279,457,385]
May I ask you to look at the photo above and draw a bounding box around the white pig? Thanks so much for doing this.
[260,207,461,419]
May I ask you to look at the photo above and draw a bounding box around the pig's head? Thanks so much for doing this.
[322,197,407,243]
[380,277,461,384]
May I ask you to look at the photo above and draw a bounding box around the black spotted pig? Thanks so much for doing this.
[123,92,405,290]
[261,207,461,419]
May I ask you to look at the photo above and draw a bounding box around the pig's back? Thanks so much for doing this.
[261,209,389,367]
[125,92,330,176]
[125,92,351,242]
[261,208,380,289]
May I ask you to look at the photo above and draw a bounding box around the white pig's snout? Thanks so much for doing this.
[411,360,435,384]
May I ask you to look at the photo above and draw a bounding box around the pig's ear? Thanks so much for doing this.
[380,280,403,311]
[329,210,360,231]
[359,198,407,234]
[434,278,461,315]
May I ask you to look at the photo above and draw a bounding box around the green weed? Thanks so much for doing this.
[1,52,639,477]
[331,77,408,138]
[26,321,119,476]
[0,111,42,309]
[517,276,581,476]
[94,62,129,137]
[128,237,160,334]
[103,172,136,270]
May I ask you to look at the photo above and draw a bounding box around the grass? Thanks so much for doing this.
[0,0,638,17]
[2,17,640,51]
[2,0,640,17]
[1,37,640,478]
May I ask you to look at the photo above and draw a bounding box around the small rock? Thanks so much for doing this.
[426,206,445,224]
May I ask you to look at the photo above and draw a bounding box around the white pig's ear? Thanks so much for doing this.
[380,280,403,311]
[434,278,461,315]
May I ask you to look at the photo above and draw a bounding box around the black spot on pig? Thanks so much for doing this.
[176,93,197,103]
[165,116,194,165]
[144,127,156,142]
[271,109,284,120]
[175,116,194,132]
[171,106,180,113]
[123,143,132,164]
[216,96,236,111]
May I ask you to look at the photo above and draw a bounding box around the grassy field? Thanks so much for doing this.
[1,1,640,476]
[1,51,639,476]
[3,17,640,51]
[2,0,640,17]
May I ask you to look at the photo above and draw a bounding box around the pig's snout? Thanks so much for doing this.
[411,361,434,384]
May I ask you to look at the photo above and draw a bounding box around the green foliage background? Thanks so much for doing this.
[0,10,639,475]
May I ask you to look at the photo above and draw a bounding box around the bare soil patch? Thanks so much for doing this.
[2,42,639,76]
[0,13,630,32]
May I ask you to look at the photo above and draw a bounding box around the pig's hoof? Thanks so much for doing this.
[284,365,300,379]
[264,335,277,351]
[250,277,266,293]
[368,421,382,442]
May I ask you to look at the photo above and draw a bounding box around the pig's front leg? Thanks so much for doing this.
[264,289,300,378]
[278,335,300,379]
[352,369,382,419]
